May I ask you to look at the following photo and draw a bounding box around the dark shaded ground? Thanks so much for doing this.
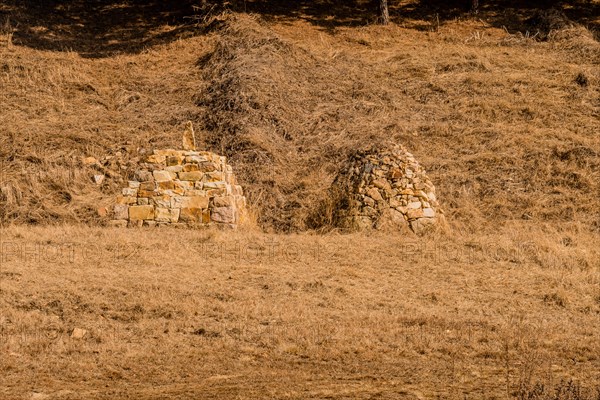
[0,0,597,57]
[0,0,199,58]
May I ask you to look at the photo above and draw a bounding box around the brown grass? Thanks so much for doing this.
[1,5,599,232]
[0,1,599,398]
[1,224,599,398]
[196,12,599,233]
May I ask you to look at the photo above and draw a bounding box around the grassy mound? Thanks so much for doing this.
[196,13,599,232]
[196,15,399,231]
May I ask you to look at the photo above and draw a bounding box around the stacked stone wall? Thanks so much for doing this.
[331,144,444,234]
[109,149,246,228]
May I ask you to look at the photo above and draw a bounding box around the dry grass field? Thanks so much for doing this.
[1,0,599,398]
[1,224,599,399]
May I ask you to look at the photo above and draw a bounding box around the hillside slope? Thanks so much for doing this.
[1,3,599,233]
[0,2,599,399]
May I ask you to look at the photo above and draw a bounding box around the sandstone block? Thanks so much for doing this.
[232,185,244,196]
[203,181,227,189]
[158,181,175,190]
[407,209,424,219]
[122,188,137,197]
[82,156,98,166]
[366,187,383,202]
[396,206,408,215]
[165,165,183,173]
[143,220,157,227]
[139,181,155,191]
[152,195,171,208]
[146,154,166,164]
[179,207,204,222]
[206,188,226,197]
[128,181,141,189]
[198,161,218,172]
[185,155,208,164]
[113,204,129,220]
[71,328,88,339]
[211,206,235,224]
[137,198,149,205]
[170,196,186,208]
[389,208,407,223]
[129,205,155,220]
[415,190,428,199]
[407,201,421,209]
[134,170,153,182]
[212,196,234,207]
[372,179,392,192]
[183,163,200,172]
[116,196,137,205]
[138,189,156,198]
[234,195,246,209]
[203,171,225,182]
[363,196,375,207]
[202,209,211,224]
[167,155,185,166]
[93,174,105,185]
[185,195,209,209]
[178,171,204,181]
[389,168,402,180]
[422,208,436,218]
[153,170,175,182]
[225,172,235,185]
[183,121,196,151]
[155,207,180,223]
[185,189,206,196]
[173,180,194,196]
[174,180,193,190]
[414,181,426,191]
[138,181,156,197]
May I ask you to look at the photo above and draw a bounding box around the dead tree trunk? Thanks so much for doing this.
[379,0,389,25]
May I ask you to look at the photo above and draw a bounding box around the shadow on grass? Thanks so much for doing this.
[0,0,597,57]
[1,0,199,58]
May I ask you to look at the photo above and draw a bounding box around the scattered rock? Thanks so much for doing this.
[92,174,105,185]
[70,328,87,339]
[82,156,98,166]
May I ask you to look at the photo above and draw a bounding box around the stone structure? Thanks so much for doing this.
[330,144,444,234]
[109,138,246,228]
